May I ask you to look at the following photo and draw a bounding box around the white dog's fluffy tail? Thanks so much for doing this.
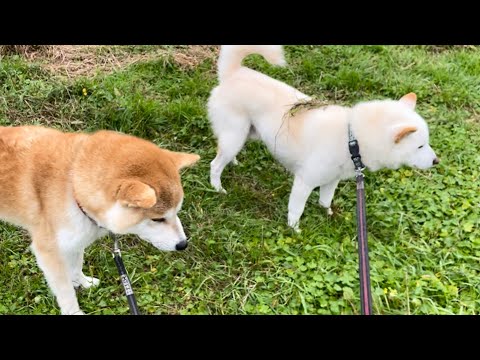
[217,45,286,82]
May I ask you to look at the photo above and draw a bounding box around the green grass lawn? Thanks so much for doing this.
[1,45,480,315]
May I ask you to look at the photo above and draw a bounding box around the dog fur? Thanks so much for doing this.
[208,45,439,232]
[0,126,199,314]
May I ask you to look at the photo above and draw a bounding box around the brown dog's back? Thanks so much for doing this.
[0,126,85,229]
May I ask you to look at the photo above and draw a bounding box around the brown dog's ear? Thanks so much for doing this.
[169,151,201,170]
[399,92,417,109]
[115,179,157,209]
[394,125,418,144]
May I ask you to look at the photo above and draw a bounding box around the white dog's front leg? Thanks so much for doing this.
[288,176,315,233]
[319,179,340,216]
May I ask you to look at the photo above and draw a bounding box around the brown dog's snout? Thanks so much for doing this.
[175,240,188,251]
[433,157,440,165]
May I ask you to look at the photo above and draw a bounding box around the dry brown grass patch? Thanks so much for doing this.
[1,45,220,79]
[0,45,54,58]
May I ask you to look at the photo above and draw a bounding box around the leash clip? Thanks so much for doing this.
[111,232,121,258]
[354,167,365,178]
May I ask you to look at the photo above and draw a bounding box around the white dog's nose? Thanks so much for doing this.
[433,157,440,165]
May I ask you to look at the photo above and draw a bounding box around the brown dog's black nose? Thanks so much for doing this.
[433,158,440,165]
[175,240,188,251]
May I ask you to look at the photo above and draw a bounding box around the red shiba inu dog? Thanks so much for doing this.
[0,126,199,314]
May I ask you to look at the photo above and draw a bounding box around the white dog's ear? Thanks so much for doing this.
[393,125,418,144]
[399,92,417,109]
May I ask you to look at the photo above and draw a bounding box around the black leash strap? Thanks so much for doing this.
[348,123,373,315]
[111,233,141,315]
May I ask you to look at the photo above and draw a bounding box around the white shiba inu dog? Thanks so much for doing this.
[208,45,438,232]
[0,126,200,314]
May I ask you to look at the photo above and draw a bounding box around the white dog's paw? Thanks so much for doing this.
[213,185,227,194]
[327,207,333,216]
[74,275,100,289]
[61,308,85,315]
[288,219,301,233]
[232,157,239,166]
[211,179,227,194]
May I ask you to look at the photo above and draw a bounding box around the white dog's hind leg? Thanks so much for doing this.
[229,126,258,167]
[210,117,250,194]
[288,175,315,233]
[68,249,100,289]
[319,179,339,216]
[31,237,84,315]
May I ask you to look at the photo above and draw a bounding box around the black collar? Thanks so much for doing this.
[348,122,366,172]
[76,199,102,228]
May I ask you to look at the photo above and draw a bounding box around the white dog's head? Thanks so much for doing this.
[352,93,439,171]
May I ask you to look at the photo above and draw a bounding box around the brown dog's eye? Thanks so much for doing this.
[152,218,166,223]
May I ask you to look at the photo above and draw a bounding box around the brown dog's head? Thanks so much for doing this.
[73,131,200,251]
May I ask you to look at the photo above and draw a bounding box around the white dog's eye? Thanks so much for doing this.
[418,145,424,149]
[152,218,166,223]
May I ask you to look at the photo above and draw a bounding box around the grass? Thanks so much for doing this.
[1,45,480,315]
